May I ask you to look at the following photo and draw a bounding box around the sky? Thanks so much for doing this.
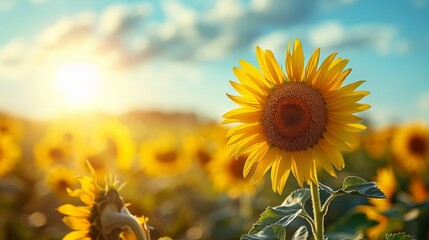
[0,0,429,126]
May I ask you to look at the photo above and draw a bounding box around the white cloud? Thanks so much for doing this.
[99,3,152,37]
[308,21,409,54]
[0,38,30,79]
[1,1,409,82]
[252,31,290,55]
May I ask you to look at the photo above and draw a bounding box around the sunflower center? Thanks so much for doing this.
[197,149,211,166]
[409,136,427,156]
[49,148,65,162]
[229,155,247,179]
[262,82,327,151]
[155,150,178,163]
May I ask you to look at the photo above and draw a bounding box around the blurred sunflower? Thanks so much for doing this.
[75,134,110,181]
[0,135,21,176]
[45,119,86,152]
[369,167,396,211]
[0,114,24,142]
[34,135,73,168]
[361,127,393,160]
[391,123,429,173]
[140,132,191,177]
[408,176,428,203]
[358,167,398,239]
[208,152,256,198]
[223,39,369,192]
[188,123,228,170]
[93,119,136,172]
[45,166,79,197]
[57,164,152,240]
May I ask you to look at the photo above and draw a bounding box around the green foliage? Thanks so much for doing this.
[242,189,311,240]
[319,176,386,199]
[241,224,286,240]
[281,188,311,207]
[385,232,415,240]
[291,226,308,240]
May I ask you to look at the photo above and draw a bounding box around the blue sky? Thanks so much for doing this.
[0,0,428,126]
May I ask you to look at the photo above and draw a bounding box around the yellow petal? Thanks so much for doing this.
[271,151,292,193]
[226,122,262,138]
[313,144,337,177]
[249,155,274,184]
[222,108,262,123]
[318,139,345,169]
[62,216,90,231]
[243,141,270,177]
[286,39,304,82]
[226,93,262,109]
[312,52,338,89]
[305,48,321,83]
[233,66,270,95]
[323,131,352,151]
[57,204,90,217]
[239,59,271,89]
[63,230,90,240]
[229,80,267,102]
[265,49,286,85]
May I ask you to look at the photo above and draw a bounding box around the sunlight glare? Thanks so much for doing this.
[53,62,100,107]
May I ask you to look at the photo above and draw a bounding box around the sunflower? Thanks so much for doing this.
[187,123,228,170]
[408,176,428,203]
[223,39,369,192]
[57,164,151,240]
[92,119,136,172]
[208,151,256,198]
[45,166,79,197]
[361,127,393,160]
[0,135,21,176]
[140,132,191,177]
[358,167,398,239]
[0,114,24,142]
[34,135,73,168]
[368,167,396,211]
[391,123,429,174]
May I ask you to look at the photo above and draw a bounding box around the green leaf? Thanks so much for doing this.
[342,176,368,189]
[282,188,311,207]
[291,226,308,240]
[241,224,286,240]
[319,176,386,199]
[248,189,310,234]
[319,182,335,195]
[248,207,302,234]
[385,232,415,240]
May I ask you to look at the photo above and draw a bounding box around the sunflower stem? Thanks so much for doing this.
[298,210,316,236]
[321,193,342,216]
[310,181,324,240]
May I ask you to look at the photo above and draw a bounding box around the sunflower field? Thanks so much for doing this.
[0,106,428,240]
[1,1,429,239]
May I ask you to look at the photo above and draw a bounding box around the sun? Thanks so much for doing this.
[53,62,100,107]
